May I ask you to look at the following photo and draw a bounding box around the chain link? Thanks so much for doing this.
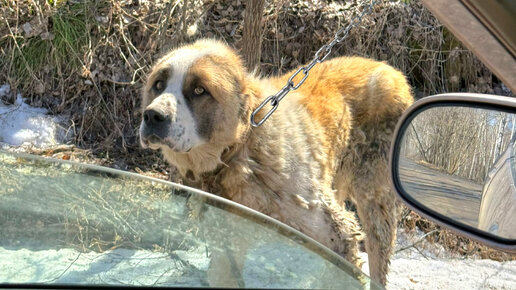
[251,0,379,127]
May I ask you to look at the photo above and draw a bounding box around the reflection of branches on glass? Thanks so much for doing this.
[401,107,516,183]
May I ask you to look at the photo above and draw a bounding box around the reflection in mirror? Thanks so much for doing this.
[398,106,516,240]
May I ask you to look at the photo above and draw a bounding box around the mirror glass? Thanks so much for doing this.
[397,105,516,240]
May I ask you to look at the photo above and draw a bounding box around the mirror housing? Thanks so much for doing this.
[390,93,516,253]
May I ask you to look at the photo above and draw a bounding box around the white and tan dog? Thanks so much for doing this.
[139,39,413,285]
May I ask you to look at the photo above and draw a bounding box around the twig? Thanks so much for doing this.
[181,0,189,42]
[395,229,438,258]
[158,0,181,49]
[43,252,82,283]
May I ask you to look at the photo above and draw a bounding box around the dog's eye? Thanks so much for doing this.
[153,80,165,93]
[193,86,205,96]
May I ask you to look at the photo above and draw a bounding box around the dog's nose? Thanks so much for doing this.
[143,109,166,126]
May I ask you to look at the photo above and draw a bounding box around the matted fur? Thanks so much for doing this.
[139,39,413,285]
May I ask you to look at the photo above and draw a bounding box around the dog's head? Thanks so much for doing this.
[140,39,255,158]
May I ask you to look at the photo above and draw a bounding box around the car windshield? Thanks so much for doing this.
[0,150,378,289]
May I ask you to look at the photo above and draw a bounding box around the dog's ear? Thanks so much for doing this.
[241,78,263,120]
[232,77,262,141]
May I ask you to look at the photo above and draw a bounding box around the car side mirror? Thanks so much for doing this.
[390,93,516,253]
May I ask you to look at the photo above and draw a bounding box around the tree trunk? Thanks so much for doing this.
[241,0,265,73]
[493,113,508,164]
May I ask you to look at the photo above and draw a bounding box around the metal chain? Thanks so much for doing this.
[250,0,380,127]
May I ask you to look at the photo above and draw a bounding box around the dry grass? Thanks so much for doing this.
[1,1,511,152]
[1,0,514,259]
[0,151,190,253]
[399,206,516,261]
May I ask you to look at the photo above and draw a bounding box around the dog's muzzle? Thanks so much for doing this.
[140,108,171,148]
[140,107,192,152]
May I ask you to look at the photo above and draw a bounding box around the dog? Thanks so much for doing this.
[139,38,413,286]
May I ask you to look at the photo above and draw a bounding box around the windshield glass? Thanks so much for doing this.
[0,150,377,289]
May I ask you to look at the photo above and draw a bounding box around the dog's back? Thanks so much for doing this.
[273,56,412,178]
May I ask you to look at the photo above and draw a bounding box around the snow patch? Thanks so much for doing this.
[0,85,68,148]
[387,256,516,289]
[358,228,516,289]
[0,246,209,286]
